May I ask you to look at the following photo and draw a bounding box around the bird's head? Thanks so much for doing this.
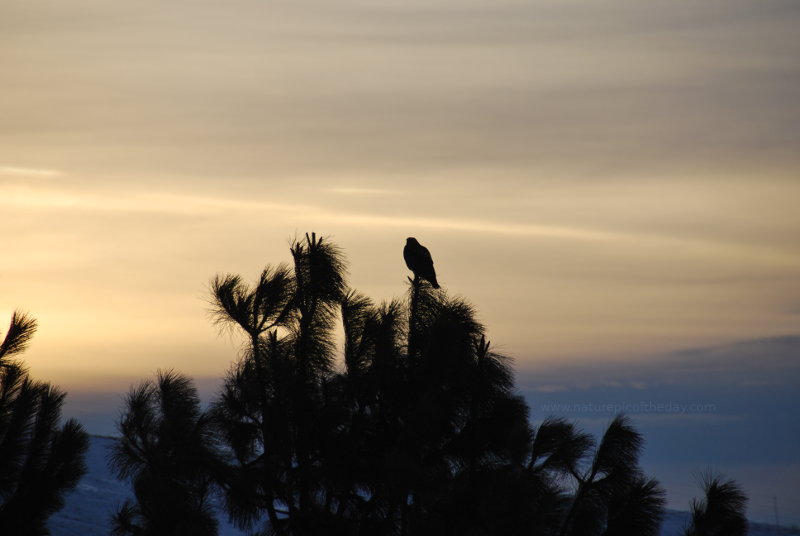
[406,237,418,244]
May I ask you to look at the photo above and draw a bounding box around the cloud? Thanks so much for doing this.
[0,186,312,216]
[633,413,742,425]
[520,335,800,390]
[0,166,62,177]
[519,336,800,480]
[532,384,568,393]
[3,0,799,183]
[5,182,799,278]
[327,187,399,195]
[0,182,635,240]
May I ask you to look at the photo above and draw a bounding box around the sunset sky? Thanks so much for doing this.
[2,0,799,525]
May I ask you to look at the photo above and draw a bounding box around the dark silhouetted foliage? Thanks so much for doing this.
[685,472,748,536]
[0,311,89,536]
[109,370,222,536]
[111,232,747,536]
[207,233,668,535]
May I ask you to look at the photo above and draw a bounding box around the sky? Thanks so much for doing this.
[2,0,800,526]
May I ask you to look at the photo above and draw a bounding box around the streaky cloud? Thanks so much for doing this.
[3,186,799,269]
[0,165,63,177]
[326,186,399,195]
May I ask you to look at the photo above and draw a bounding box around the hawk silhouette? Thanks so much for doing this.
[404,237,440,288]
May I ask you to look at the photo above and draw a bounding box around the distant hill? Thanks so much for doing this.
[49,436,798,536]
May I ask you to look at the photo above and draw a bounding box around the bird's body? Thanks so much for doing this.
[403,237,440,288]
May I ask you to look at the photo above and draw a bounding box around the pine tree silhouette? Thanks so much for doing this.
[684,472,748,536]
[111,232,748,536]
[207,233,670,535]
[109,370,222,536]
[0,311,89,535]
[557,416,665,536]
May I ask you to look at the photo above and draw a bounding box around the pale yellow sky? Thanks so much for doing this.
[2,0,799,394]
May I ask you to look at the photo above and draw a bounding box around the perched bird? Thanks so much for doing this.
[403,237,440,288]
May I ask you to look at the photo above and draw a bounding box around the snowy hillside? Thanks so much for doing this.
[48,436,131,536]
[48,436,244,536]
[48,436,796,536]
